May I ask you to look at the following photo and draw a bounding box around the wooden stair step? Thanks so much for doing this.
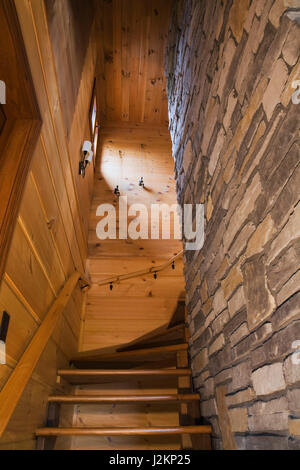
[58,368,191,384]
[48,393,200,404]
[70,344,188,366]
[36,425,212,437]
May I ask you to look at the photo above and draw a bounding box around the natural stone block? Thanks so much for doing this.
[192,348,208,375]
[263,59,289,120]
[182,140,194,174]
[282,22,300,66]
[209,334,225,356]
[228,223,256,263]
[223,174,262,251]
[208,127,226,176]
[226,388,255,407]
[269,0,287,28]
[230,322,249,346]
[202,377,215,400]
[223,90,238,131]
[204,310,216,329]
[272,291,300,330]
[278,271,300,308]
[284,354,300,386]
[251,363,286,396]
[249,397,288,415]
[228,286,246,318]
[229,360,252,392]
[246,215,276,258]
[209,344,233,376]
[289,419,300,436]
[212,309,230,336]
[228,0,250,42]
[251,320,300,368]
[233,333,255,360]
[254,322,273,344]
[201,398,217,418]
[247,435,288,450]
[215,385,237,450]
[242,254,276,330]
[281,58,300,106]
[224,309,247,338]
[222,264,243,300]
[267,239,300,294]
[214,368,233,386]
[228,407,249,433]
[212,287,227,315]
[249,411,289,432]
[287,389,300,412]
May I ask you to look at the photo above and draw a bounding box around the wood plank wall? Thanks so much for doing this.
[0,0,97,449]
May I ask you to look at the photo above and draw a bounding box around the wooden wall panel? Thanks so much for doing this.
[0,0,97,449]
[44,0,94,138]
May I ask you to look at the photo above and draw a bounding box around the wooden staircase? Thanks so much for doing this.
[36,319,212,450]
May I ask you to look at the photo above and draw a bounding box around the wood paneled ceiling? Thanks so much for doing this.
[96,0,173,126]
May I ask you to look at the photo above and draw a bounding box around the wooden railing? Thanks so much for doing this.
[97,251,183,287]
[0,271,89,438]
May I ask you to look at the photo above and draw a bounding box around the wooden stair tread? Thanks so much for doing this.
[48,394,200,404]
[70,343,188,364]
[36,425,212,437]
[58,368,191,384]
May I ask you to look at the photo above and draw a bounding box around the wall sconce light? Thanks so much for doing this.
[79,141,94,178]
[139,177,145,188]
[114,186,120,197]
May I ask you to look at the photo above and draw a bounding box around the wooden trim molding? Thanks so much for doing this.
[0,0,41,283]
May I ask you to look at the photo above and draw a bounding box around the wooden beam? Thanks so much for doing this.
[0,271,81,438]
[36,425,212,437]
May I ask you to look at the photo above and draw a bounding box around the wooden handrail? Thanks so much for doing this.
[97,250,183,287]
[0,271,87,438]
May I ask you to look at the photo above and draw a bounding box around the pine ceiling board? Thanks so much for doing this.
[87,257,184,276]
[113,0,122,122]
[103,0,114,120]
[98,0,173,125]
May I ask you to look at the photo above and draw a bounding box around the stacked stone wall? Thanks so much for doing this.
[166,0,300,449]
